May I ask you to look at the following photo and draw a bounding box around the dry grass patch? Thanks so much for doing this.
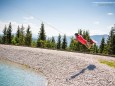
[99,60,115,68]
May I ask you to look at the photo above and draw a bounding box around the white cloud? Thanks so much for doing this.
[44,23,63,37]
[90,29,106,36]
[92,2,115,6]
[0,21,24,34]
[93,21,100,25]
[0,20,63,37]
[107,25,114,29]
[107,13,114,16]
[0,20,36,34]
[0,20,113,37]
[24,16,34,20]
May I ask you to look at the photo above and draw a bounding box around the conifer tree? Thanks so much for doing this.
[19,25,25,45]
[78,29,82,35]
[99,37,105,53]
[0,36,2,44]
[85,30,90,41]
[25,25,32,46]
[46,38,52,48]
[7,22,12,44]
[15,26,20,44]
[62,34,67,50]
[39,23,46,41]
[107,24,115,54]
[11,35,16,45]
[90,44,98,54]
[69,37,77,51]
[51,36,56,49]
[111,35,115,54]
[57,34,61,49]
[94,44,98,54]
[37,23,46,47]
[102,43,108,54]
[51,36,55,43]
[2,25,7,44]
[31,41,37,47]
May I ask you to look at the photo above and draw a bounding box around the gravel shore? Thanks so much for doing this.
[0,44,115,86]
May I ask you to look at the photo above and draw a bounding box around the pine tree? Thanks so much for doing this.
[69,37,77,51]
[19,25,25,45]
[78,29,82,35]
[85,30,90,41]
[31,41,37,47]
[37,23,46,47]
[94,44,98,54]
[90,44,98,54]
[15,26,20,44]
[99,37,105,53]
[25,25,32,46]
[107,24,115,54]
[2,25,7,44]
[106,37,111,54]
[39,23,46,41]
[51,36,55,43]
[0,36,2,44]
[62,34,67,50]
[11,35,16,45]
[102,43,108,55]
[57,34,61,49]
[46,38,52,48]
[111,35,115,54]
[51,36,56,49]
[7,22,12,44]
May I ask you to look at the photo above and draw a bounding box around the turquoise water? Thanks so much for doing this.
[0,61,47,86]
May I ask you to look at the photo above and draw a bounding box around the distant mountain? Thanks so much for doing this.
[90,34,108,46]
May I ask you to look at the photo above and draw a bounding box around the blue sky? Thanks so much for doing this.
[0,0,115,37]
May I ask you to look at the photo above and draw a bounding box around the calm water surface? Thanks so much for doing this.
[0,60,47,86]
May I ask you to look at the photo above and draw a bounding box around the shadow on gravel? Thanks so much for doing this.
[67,64,96,81]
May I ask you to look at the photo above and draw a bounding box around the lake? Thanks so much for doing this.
[0,60,47,86]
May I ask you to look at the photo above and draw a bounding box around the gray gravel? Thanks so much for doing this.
[0,44,115,86]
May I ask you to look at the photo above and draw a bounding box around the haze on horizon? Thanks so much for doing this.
[0,0,115,37]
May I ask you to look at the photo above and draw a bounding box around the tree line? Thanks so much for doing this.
[0,22,115,55]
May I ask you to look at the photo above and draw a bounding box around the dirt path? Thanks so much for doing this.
[0,44,115,86]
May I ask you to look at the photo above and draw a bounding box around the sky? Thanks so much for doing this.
[0,0,115,37]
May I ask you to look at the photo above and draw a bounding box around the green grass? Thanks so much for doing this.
[99,60,115,68]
